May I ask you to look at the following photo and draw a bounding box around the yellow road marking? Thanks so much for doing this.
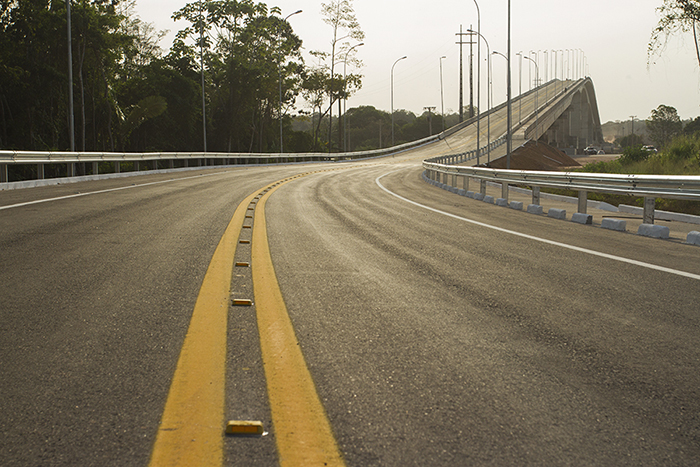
[149,191,257,467]
[252,180,346,467]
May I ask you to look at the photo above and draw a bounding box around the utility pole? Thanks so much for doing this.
[630,115,637,135]
[424,106,436,136]
[455,26,475,122]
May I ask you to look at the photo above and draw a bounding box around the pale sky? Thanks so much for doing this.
[136,0,700,123]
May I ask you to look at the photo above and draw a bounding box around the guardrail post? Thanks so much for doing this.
[577,190,587,214]
[134,161,140,171]
[501,183,508,201]
[643,197,656,224]
[92,162,98,175]
[67,162,75,177]
[480,179,487,196]
[532,186,541,205]
[169,160,175,169]
[37,164,45,180]
[1,163,7,183]
[451,174,457,187]
[463,175,469,191]
[115,162,120,173]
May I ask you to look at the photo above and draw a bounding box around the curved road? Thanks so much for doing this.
[2,130,700,465]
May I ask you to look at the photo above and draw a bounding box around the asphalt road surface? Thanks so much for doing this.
[2,143,700,465]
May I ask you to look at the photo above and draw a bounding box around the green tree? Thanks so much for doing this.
[647,104,683,148]
[172,0,304,152]
[616,133,645,149]
[310,0,364,152]
[649,0,700,68]
[684,116,700,134]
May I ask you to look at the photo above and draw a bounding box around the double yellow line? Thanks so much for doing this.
[149,175,345,467]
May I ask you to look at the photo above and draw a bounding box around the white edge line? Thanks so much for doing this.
[0,171,229,211]
[376,170,700,282]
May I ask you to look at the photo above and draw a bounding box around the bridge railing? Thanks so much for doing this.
[422,160,700,225]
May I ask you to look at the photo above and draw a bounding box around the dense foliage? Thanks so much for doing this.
[1,0,304,153]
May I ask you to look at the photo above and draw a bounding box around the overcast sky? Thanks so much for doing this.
[136,0,700,123]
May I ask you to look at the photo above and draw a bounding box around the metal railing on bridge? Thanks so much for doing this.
[422,159,700,225]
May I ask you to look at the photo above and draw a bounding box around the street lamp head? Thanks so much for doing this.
[286,9,302,19]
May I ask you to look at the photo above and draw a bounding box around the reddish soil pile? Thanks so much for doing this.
[487,140,580,171]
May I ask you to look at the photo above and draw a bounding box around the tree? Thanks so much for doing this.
[684,116,700,134]
[649,0,700,68]
[311,0,364,152]
[171,0,304,152]
[617,133,645,149]
[647,104,683,148]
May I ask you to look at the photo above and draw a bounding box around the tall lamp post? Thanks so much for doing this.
[199,0,207,154]
[278,9,302,154]
[467,28,490,162]
[342,42,363,152]
[472,0,481,164]
[516,52,522,125]
[440,56,447,133]
[66,0,75,152]
[391,55,407,147]
[523,55,539,145]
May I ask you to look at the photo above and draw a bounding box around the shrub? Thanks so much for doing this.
[619,145,650,164]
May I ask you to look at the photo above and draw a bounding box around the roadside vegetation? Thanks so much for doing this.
[563,105,700,215]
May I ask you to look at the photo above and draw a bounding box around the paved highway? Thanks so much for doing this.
[2,120,700,465]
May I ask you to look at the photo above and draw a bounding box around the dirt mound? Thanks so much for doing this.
[487,140,580,171]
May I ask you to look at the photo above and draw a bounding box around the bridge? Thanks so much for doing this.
[2,78,700,466]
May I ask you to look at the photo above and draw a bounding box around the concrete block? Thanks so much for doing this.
[687,231,700,246]
[527,204,543,215]
[547,208,567,220]
[510,201,523,210]
[495,198,508,207]
[448,186,458,193]
[637,223,670,239]
[571,213,593,225]
[466,191,475,198]
[473,192,485,201]
[483,195,494,204]
[601,218,627,232]
[457,189,467,196]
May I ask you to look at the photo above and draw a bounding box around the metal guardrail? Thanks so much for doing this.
[423,160,700,225]
[0,132,442,184]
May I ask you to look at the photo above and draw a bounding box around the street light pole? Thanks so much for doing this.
[516,52,522,125]
[472,0,481,165]
[278,9,302,154]
[343,42,363,152]
[523,55,539,146]
[200,0,207,154]
[440,56,446,133]
[467,28,489,162]
[66,0,75,152]
[391,56,407,147]
[507,0,512,170]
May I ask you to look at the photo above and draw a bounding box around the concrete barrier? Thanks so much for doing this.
[571,213,593,225]
[495,198,508,207]
[637,224,670,239]
[510,201,524,210]
[547,208,567,220]
[527,204,543,215]
[473,192,485,201]
[601,218,626,232]
[688,231,700,246]
[483,195,494,204]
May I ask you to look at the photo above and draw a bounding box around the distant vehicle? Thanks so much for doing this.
[584,146,598,155]
[642,145,658,153]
